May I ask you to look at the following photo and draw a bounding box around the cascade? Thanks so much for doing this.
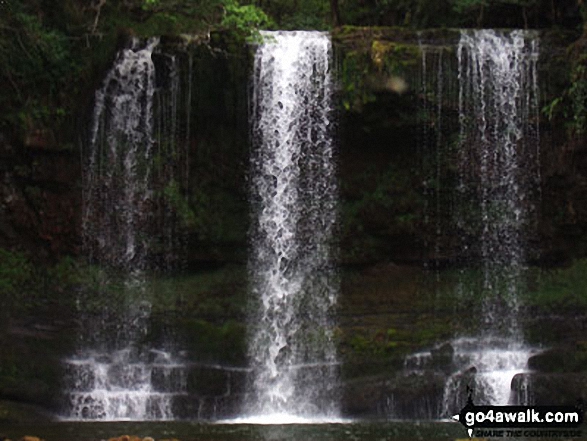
[62,38,190,421]
[386,30,541,420]
[442,29,541,415]
[243,31,339,422]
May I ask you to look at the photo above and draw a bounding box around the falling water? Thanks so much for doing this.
[83,38,159,271]
[62,38,189,420]
[245,31,339,422]
[417,41,458,275]
[442,29,541,415]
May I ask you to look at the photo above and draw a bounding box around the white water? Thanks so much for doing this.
[441,338,538,414]
[245,31,339,420]
[64,38,189,420]
[63,349,187,420]
[83,38,159,270]
[442,30,540,415]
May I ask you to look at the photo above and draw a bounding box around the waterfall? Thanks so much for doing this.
[442,29,541,415]
[84,38,159,271]
[62,38,189,421]
[245,31,339,421]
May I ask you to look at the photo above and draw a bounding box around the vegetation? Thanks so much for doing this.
[546,55,587,136]
[0,0,582,142]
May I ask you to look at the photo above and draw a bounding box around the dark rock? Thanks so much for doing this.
[528,348,568,372]
[430,342,455,374]
[513,372,587,406]
[227,369,247,395]
[151,366,187,393]
[341,372,445,419]
[341,375,387,417]
[528,346,587,373]
[384,372,446,419]
[187,366,230,397]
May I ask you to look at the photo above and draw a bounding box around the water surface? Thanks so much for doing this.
[0,421,465,441]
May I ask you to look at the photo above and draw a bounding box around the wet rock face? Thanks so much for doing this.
[340,373,445,419]
[0,135,80,259]
[528,345,587,373]
[512,372,587,406]
[0,28,583,268]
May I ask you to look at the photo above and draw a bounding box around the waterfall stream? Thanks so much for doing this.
[244,31,340,422]
[443,29,541,415]
[388,30,542,420]
[62,38,190,421]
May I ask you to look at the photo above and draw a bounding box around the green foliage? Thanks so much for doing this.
[0,4,80,133]
[569,64,587,134]
[542,96,564,121]
[338,0,566,28]
[140,0,271,38]
[342,164,423,237]
[0,248,49,325]
[338,39,419,111]
[542,56,587,136]
[221,0,273,39]
[243,0,330,30]
[0,248,34,305]
[340,50,376,112]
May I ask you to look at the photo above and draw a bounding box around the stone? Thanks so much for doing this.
[512,372,587,406]
[187,366,229,396]
[107,436,141,441]
[527,346,587,373]
[430,342,455,374]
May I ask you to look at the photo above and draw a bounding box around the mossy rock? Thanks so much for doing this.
[180,319,246,365]
[512,372,587,406]
[528,346,587,373]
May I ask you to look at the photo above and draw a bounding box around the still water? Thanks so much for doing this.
[0,421,467,441]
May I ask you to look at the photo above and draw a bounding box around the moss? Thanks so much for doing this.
[525,259,587,310]
[148,266,247,318]
[337,36,422,112]
[180,318,246,365]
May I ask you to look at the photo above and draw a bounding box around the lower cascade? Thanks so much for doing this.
[63,349,187,420]
[441,338,536,413]
[243,30,340,422]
